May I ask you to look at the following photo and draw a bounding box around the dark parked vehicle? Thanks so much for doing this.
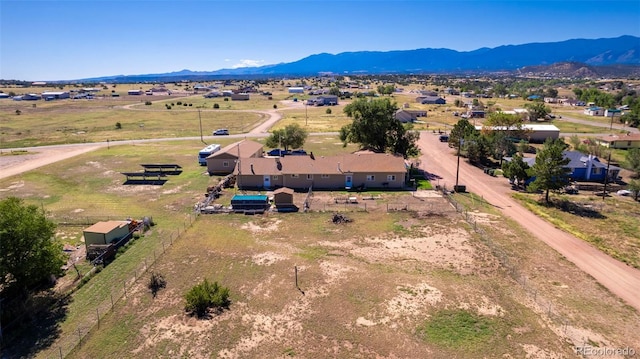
[439,135,449,142]
[267,148,289,156]
[289,149,307,156]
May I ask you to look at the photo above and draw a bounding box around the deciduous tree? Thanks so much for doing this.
[626,148,640,177]
[0,197,65,296]
[524,102,551,121]
[265,123,308,151]
[528,138,571,203]
[340,98,419,158]
[502,154,530,189]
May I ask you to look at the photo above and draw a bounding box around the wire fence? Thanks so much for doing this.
[440,185,579,342]
[32,213,199,359]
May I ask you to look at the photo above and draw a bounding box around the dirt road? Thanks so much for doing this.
[417,131,640,312]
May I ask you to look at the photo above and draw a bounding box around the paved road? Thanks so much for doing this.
[417,131,640,312]
[556,114,639,133]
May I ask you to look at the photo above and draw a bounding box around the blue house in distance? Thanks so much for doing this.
[504,151,620,184]
[562,151,619,182]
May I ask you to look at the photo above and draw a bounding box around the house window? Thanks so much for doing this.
[592,167,602,175]
[222,161,229,167]
[307,174,313,180]
[321,174,330,179]
[366,175,375,181]
[387,175,396,181]
[628,141,632,147]
[291,174,299,178]
[272,175,278,180]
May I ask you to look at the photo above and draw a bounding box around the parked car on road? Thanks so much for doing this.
[213,129,229,136]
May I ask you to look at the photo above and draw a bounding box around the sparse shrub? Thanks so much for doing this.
[115,122,122,129]
[326,108,332,114]
[165,104,172,110]
[15,109,21,115]
[177,101,182,105]
[188,103,193,106]
[144,101,152,105]
[224,98,229,101]
[184,279,230,318]
[273,104,278,109]
[148,272,167,298]
[213,103,220,109]
[183,103,188,106]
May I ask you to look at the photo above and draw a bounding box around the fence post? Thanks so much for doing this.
[96,308,100,329]
[59,346,63,359]
[77,327,82,345]
[162,241,165,252]
[123,281,127,298]
[110,293,114,308]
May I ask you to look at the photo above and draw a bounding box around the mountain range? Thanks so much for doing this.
[81,35,640,82]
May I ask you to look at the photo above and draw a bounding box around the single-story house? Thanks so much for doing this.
[233,153,407,191]
[308,95,338,106]
[394,109,426,123]
[560,99,586,107]
[127,89,143,95]
[206,139,264,175]
[417,90,438,97]
[288,87,304,94]
[506,151,620,183]
[444,88,459,95]
[475,124,560,143]
[42,91,70,100]
[83,221,131,247]
[584,106,604,116]
[604,108,622,117]
[417,96,446,105]
[203,91,222,98]
[596,133,640,149]
[13,93,41,101]
[231,93,250,101]
[563,151,620,182]
[0,93,11,99]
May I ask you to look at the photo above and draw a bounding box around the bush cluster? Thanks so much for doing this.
[184,279,230,318]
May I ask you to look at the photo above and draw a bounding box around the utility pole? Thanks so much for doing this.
[305,101,308,126]
[455,138,462,191]
[198,109,206,144]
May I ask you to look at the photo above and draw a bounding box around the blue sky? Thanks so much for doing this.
[1,0,639,81]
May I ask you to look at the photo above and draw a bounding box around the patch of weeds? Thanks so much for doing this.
[399,287,417,296]
[417,309,497,351]
[298,246,328,260]
[282,347,296,356]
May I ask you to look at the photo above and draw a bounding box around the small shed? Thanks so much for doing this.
[83,221,131,247]
[273,187,296,210]
[231,194,270,213]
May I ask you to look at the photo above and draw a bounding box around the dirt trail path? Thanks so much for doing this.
[417,131,640,312]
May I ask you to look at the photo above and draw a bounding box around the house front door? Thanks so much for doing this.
[345,175,353,189]
[263,175,271,189]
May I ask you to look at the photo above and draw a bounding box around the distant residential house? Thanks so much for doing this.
[562,151,620,182]
[505,151,620,183]
[31,81,47,86]
[604,108,622,118]
[394,109,426,123]
[417,96,446,105]
[418,90,438,97]
[527,95,541,101]
[231,93,250,101]
[42,91,70,100]
[308,95,338,106]
[584,106,604,116]
[596,133,640,149]
[205,140,264,175]
[475,124,559,143]
[234,153,407,191]
[203,91,222,98]
[560,98,586,107]
[127,89,143,95]
[288,87,304,94]
[467,110,485,118]
[543,97,557,103]
[0,93,10,99]
[444,88,459,95]
[13,93,41,101]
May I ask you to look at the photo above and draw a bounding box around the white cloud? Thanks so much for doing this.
[232,59,264,68]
